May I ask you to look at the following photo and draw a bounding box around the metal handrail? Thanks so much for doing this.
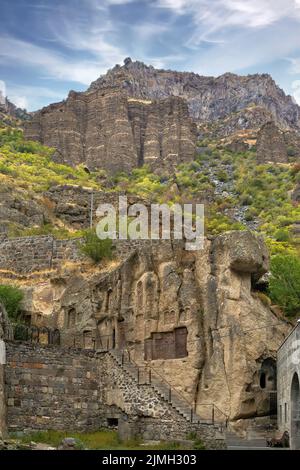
[119,351,228,426]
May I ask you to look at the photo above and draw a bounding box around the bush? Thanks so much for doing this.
[274,229,290,242]
[80,230,113,263]
[268,254,300,317]
[0,285,24,320]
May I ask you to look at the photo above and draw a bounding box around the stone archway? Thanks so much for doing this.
[291,372,300,449]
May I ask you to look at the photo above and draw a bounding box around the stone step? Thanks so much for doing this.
[108,349,219,426]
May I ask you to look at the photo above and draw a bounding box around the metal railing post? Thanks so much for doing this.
[191,409,193,423]
[212,404,215,425]
[169,387,172,402]
[149,369,151,384]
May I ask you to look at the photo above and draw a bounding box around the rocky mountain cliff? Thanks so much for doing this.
[0,93,30,124]
[90,58,300,131]
[23,58,300,174]
[25,88,197,173]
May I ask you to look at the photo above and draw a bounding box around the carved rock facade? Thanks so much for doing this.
[15,232,290,425]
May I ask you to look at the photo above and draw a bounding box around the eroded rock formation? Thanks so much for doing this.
[256,122,288,164]
[17,231,290,425]
[25,88,197,173]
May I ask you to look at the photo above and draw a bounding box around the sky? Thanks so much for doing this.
[1,0,300,111]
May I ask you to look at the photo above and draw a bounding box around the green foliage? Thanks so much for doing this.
[268,254,300,317]
[17,430,195,450]
[0,285,23,320]
[9,223,83,240]
[231,150,300,254]
[274,228,290,242]
[193,439,206,450]
[0,127,101,191]
[80,230,114,263]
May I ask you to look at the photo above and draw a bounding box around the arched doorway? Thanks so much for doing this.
[291,372,300,449]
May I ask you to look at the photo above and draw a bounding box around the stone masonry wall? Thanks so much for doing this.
[0,236,83,274]
[0,234,147,274]
[5,342,117,432]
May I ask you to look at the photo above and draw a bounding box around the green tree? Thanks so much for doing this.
[0,285,24,320]
[268,255,300,317]
[80,230,113,264]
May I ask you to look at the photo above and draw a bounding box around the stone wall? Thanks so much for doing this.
[5,342,115,432]
[4,341,224,448]
[0,234,148,274]
[0,235,83,274]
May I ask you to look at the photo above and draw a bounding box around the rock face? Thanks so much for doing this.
[0,94,30,123]
[15,231,290,424]
[24,58,300,173]
[25,88,197,173]
[89,59,300,131]
[0,181,48,233]
[256,122,288,164]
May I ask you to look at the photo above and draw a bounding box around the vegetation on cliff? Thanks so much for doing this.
[0,285,23,321]
[79,230,114,264]
[268,254,300,317]
[0,126,101,192]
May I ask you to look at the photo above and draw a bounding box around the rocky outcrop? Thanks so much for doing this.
[283,130,300,161]
[256,122,288,164]
[12,231,290,425]
[0,94,30,123]
[89,59,300,131]
[0,181,48,233]
[25,88,197,174]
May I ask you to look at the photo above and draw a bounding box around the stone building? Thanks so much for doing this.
[277,321,300,449]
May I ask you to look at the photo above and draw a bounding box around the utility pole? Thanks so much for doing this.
[90,190,94,229]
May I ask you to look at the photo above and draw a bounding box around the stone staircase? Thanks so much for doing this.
[107,349,227,429]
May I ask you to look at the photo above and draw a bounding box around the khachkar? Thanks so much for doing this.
[0,304,8,438]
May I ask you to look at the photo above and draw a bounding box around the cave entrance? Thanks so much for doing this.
[291,372,300,450]
[259,358,276,391]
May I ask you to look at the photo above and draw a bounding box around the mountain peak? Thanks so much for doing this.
[88,60,300,130]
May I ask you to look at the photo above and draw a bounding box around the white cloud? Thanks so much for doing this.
[289,57,300,74]
[0,80,6,105]
[4,84,67,111]
[0,36,113,85]
[292,80,300,104]
[9,95,28,110]
[189,21,300,76]
[156,0,300,45]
